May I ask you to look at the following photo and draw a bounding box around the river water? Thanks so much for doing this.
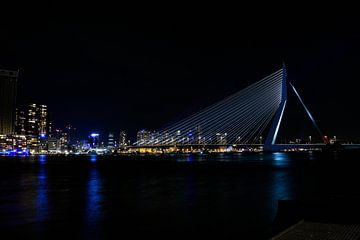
[0,151,359,239]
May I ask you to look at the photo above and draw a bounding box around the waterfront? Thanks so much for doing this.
[1,151,360,239]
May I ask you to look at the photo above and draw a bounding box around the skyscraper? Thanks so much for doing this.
[25,103,48,153]
[137,130,152,144]
[89,133,99,148]
[119,131,127,147]
[38,104,48,135]
[216,132,227,144]
[108,132,115,149]
[15,108,26,135]
[26,103,48,136]
[0,69,18,135]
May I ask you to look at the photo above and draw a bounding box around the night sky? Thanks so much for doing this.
[1,13,359,142]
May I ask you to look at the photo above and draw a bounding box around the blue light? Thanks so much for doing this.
[39,154,47,163]
[40,133,46,138]
[18,149,30,156]
[1,149,29,156]
[90,155,97,162]
[86,168,102,224]
[37,165,49,221]
[90,133,99,138]
[272,100,287,145]
[272,152,286,161]
[187,153,194,162]
[4,149,17,156]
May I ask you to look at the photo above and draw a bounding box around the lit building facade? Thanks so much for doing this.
[0,69,18,135]
[137,130,152,144]
[58,129,69,151]
[216,132,227,144]
[38,104,48,135]
[89,133,99,148]
[26,103,48,136]
[47,129,69,153]
[108,132,115,149]
[0,135,27,152]
[15,108,26,135]
[47,137,60,153]
[119,131,127,147]
[195,125,203,144]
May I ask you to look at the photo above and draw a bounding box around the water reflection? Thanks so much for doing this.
[272,152,286,161]
[86,167,103,225]
[268,168,295,219]
[1,152,335,239]
[37,155,49,221]
[270,152,290,167]
[187,153,194,162]
[39,154,47,164]
[270,171,293,201]
[90,155,97,163]
[308,151,316,160]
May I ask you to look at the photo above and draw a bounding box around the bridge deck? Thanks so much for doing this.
[129,144,325,149]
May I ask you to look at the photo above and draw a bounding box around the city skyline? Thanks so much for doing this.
[1,16,360,141]
[1,65,350,146]
[2,10,360,239]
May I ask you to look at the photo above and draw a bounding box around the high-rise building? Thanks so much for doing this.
[27,103,38,135]
[47,136,60,152]
[15,108,26,135]
[0,69,18,135]
[64,124,76,145]
[26,103,48,136]
[24,103,48,153]
[108,132,115,149]
[89,133,99,148]
[38,104,48,135]
[137,130,152,144]
[195,125,203,144]
[48,121,53,137]
[50,128,69,152]
[119,131,127,147]
[60,131,69,151]
[216,132,227,145]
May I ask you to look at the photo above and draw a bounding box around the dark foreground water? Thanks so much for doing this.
[1,151,360,239]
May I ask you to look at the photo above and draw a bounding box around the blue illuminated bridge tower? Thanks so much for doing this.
[134,63,326,151]
[263,64,288,151]
[264,64,325,151]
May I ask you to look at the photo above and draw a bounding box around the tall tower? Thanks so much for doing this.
[108,132,115,149]
[38,104,48,135]
[119,131,127,147]
[26,103,48,136]
[0,69,18,135]
[15,108,27,135]
[264,64,287,151]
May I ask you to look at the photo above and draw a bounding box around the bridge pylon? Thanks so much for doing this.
[264,63,287,151]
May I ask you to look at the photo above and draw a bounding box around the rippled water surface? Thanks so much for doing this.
[1,151,359,239]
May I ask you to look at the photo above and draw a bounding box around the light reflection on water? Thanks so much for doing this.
[86,166,103,226]
[36,158,49,222]
[270,152,291,167]
[2,151,351,239]
[90,155,97,163]
[180,152,292,165]
[272,152,286,161]
[268,170,294,218]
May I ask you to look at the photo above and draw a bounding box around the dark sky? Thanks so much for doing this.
[1,13,359,142]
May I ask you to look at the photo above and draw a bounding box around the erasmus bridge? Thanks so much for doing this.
[133,64,329,151]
